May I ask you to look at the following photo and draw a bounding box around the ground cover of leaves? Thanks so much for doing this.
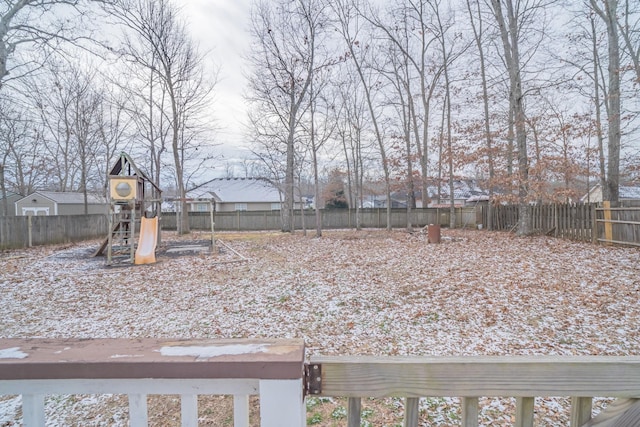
[1,228,639,426]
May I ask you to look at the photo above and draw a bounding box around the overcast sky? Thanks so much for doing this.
[182,0,253,162]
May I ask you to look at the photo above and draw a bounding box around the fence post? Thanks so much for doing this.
[591,204,598,244]
[603,201,612,245]
[27,215,33,247]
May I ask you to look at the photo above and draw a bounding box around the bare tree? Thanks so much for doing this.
[303,67,337,237]
[331,0,393,230]
[466,0,496,229]
[246,0,319,232]
[0,0,93,92]
[29,60,105,210]
[333,65,370,230]
[617,0,640,83]
[590,0,622,203]
[106,0,217,233]
[94,79,132,193]
[490,0,531,235]
[363,0,445,210]
[0,99,43,213]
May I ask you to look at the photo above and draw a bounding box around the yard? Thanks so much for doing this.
[1,228,640,426]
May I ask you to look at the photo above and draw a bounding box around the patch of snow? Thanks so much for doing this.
[0,347,27,359]
[160,344,269,360]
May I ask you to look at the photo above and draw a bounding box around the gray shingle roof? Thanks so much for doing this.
[28,191,106,204]
[620,186,640,199]
[190,178,283,203]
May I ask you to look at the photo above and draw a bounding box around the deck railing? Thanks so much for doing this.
[2,339,640,426]
[0,338,305,427]
[308,355,640,427]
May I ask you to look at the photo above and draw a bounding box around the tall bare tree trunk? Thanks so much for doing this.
[591,0,621,203]
[492,0,530,235]
[467,0,495,229]
[590,17,607,195]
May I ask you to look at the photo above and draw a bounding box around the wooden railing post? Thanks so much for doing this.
[404,397,419,427]
[461,397,479,427]
[347,397,361,427]
[259,379,304,427]
[515,397,534,427]
[570,397,592,426]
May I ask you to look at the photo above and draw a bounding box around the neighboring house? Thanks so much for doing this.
[0,191,22,217]
[362,180,490,209]
[183,178,288,212]
[15,191,108,216]
[425,180,489,208]
[580,184,640,203]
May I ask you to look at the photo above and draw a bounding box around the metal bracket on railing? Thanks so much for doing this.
[304,363,322,396]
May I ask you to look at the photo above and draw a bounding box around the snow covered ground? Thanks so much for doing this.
[1,229,639,425]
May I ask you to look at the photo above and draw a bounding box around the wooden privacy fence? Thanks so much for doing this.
[487,202,640,247]
[594,202,640,247]
[3,338,640,426]
[161,207,478,232]
[487,203,596,242]
[0,214,109,250]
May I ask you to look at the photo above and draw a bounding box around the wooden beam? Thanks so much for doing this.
[582,398,640,426]
[0,338,305,381]
[309,356,640,398]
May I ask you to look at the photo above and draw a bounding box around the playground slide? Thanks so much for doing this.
[135,216,158,265]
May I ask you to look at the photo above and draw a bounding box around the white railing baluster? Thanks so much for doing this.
[233,394,250,427]
[22,394,45,426]
[259,379,304,427]
[181,394,198,427]
[128,394,148,427]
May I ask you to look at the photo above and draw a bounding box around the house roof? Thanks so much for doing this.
[189,178,283,204]
[19,191,106,205]
[0,191,21,200]
[620,185,640,199]
[581,184,640,202]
